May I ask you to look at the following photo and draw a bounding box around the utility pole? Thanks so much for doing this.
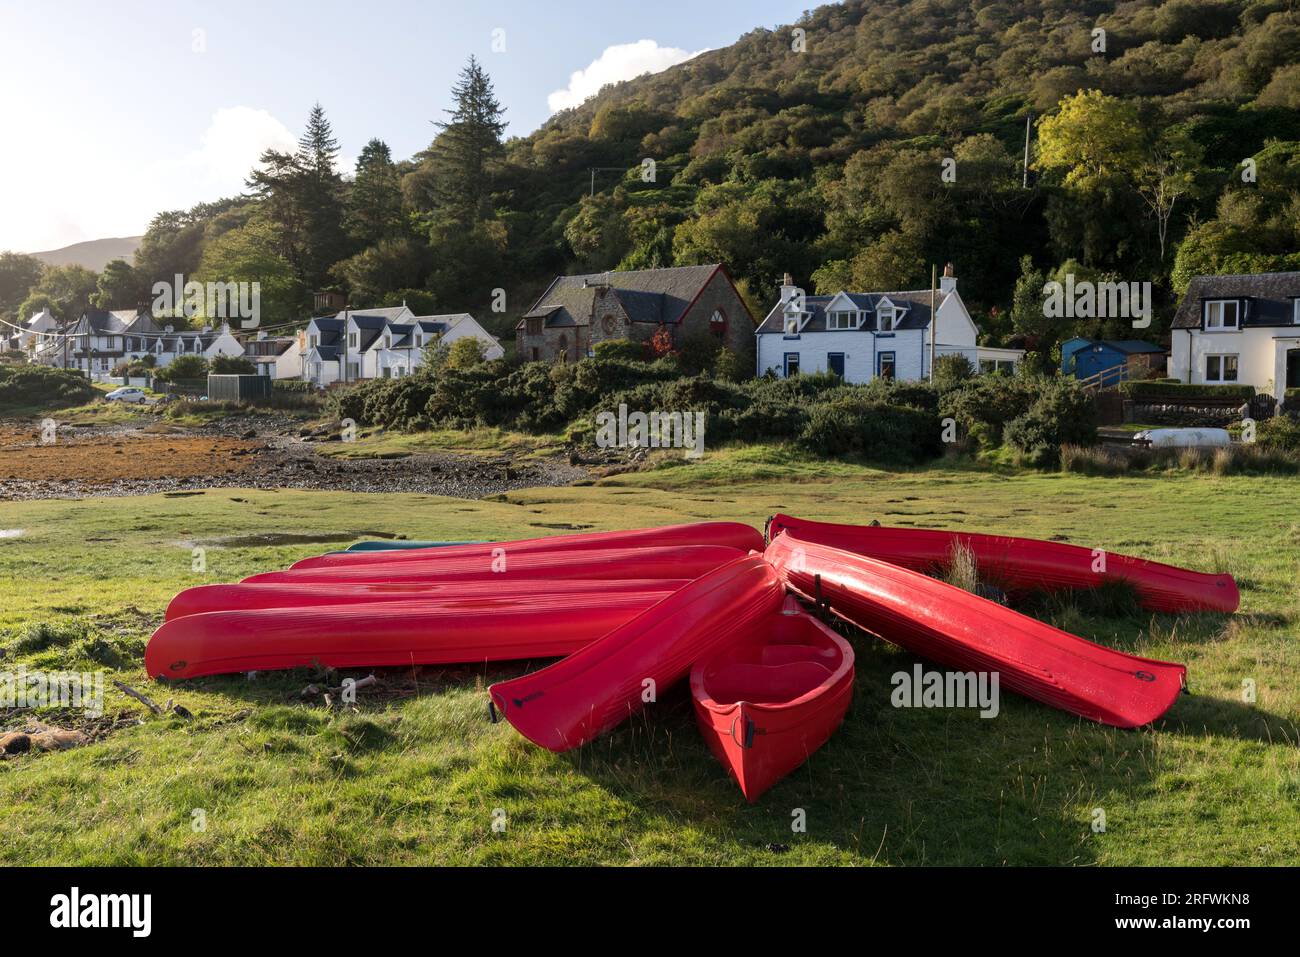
[929,264,937,383]
[1022,113,1032,189]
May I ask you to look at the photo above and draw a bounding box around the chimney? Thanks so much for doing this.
[939,263,957,294]
[779,272,799,305]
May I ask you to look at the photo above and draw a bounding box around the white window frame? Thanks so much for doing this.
[348,332,358,348]
[1293,299,1300,324]
[1204,300,1240,331]
[1205,353,1239,383]
[783,352,801,377]
[827,310,857,331]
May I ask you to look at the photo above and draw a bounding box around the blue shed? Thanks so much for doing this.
[1065,339,1167,383]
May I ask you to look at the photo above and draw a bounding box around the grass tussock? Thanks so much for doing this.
[1062,442,1300,477]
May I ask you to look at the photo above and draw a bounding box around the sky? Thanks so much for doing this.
[0,0,808,254]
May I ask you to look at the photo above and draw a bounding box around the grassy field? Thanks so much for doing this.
[1,446,1298,865]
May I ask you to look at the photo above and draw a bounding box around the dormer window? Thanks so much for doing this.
[1205,300,1239,330]
[877,306,894,330]
[827,310,857,331]
[709,309,727,338]
[1293,299,1299,324]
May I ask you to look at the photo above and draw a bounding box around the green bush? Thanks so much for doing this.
[273,379,312,392]
[1121,381,1255,400]
[592,339,644,362]
[210,355,257,375]
[1257,415,1300,451]
[932,353,975,390]
[1004,379,1098,468]
[939,376,1040,446]
[0,365,97,412]
[798,397,942,463]
[156,354,209,382]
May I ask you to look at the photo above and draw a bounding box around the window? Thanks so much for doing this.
[382,368,391,378]
[309,334,318,348]
[557,334,568,361]
[1205,354,1238,383]
[1205,300,1239,330]
[709,309,727,338]
[1293,299,1300,324]
[877,307,894,330]
[348,332,358,348]
[530,347,540,361]
[877,351,896,380]
[414,333,423,347]
[526,318,543,336]
[827,311,856,331]
[827,353,845,377]
[784,353,800,377]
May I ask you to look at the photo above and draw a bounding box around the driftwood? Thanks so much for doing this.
[301,674,378,705]
[112,680,163,715]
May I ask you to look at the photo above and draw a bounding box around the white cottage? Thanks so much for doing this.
[755,265,1022,382]
[1170,271,1300,400]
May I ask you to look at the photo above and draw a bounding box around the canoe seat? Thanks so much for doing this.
[705,660,834,706]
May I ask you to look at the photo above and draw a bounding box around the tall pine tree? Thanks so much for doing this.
[424,57,506,224]
[346,139,406,246]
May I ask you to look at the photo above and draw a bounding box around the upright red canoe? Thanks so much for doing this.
[767,513,1238,614]
[165,578,689,621]
[765,533,1187,728]
[489,554,785,751]
[292,521,765,569]
[692,595,854,802]
[242,544,743,585]
[146,590,668,680]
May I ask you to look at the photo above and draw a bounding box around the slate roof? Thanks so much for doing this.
[1096,339,1166,354]
[755,290,952,335]
[71,309,141,336]
[520,264,721,330]
[1173,272,1300,329]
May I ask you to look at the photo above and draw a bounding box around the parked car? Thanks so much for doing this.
[105,387,148,403]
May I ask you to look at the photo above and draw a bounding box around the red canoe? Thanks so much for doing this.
[489,554,785,751]
[764,533,1187,728]
[692,595,854,802]
[292,521,765,569]
[164,578,689,621]
[146,590,669,680]
[767,513,1238,614]
[242,545,743,585]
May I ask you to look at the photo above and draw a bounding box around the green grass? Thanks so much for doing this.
[1,458,1298,865]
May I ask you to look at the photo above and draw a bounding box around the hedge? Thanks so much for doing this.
[1120,381,1255,400]
[0,365,97,412]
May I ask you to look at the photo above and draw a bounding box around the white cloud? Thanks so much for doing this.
[548,40,707,113]
[177,106,298,190]
[0,106,296,254]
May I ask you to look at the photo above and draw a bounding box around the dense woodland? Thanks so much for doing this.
[3,0,1300,371]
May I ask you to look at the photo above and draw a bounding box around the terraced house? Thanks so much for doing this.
[32,308,242,376]
[301,306,501,387]
[755,265,1023,382]
[517,263,755,362]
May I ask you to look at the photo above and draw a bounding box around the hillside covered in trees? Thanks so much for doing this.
[3,0,1299,370]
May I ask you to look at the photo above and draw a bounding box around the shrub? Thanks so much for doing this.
[156,354,208,382]
[1120,381,1255,400]
[798,396,942,463]
[1004,379,1098,468]
[932,353,975,390]
[939,376,1040,446]
[444,337,487,370]
[0,365,97,412]
[1257,415,1300,451]
[592,339,643,362]
[273,379,312,393]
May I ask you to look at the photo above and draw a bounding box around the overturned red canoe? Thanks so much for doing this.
[489,554,785,751]
[764,533,1187,728]
[243,545,743,585]
[293,521,765,569]
[767,513,1238,614]
[165,578,689,621]
[692,595,854,802]
[146,590,669,680]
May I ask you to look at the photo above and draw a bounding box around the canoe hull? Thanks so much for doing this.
[767,513,1239,614]
[764,533,1187,728]
[692,602,854,801]
[489,555,785,751]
